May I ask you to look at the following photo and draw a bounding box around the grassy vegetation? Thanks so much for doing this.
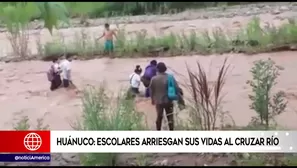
[13,115,49,130]
[70,85,147,166]
[35,17,297,61]
[170,58,293,166]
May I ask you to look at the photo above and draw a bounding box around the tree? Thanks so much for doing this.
[0,2,69,57]
[247,59,287,129]
[0,2,69,34]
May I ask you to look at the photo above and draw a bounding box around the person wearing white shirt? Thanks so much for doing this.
[59,55,73,88]
[129,65,142,95]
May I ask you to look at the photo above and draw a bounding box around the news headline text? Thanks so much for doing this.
[56,136,279,146]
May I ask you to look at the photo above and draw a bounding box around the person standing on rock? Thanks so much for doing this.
[60,55,73,88]
[142,60,157,97]
[97,23,117,55]
[149,62,181,131]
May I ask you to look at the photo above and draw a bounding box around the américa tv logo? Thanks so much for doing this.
[23,132,42,151]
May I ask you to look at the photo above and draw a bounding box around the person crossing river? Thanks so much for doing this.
[141,60,157,97]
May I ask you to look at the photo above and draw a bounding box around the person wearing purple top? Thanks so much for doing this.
[141,60,157,97]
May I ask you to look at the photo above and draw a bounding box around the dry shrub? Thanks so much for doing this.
[185,58,230,130]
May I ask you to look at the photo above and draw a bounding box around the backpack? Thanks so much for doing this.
[167,74,178,100]
[47,65,54,82]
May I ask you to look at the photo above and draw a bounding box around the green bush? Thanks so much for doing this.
[247,59,287,130]
[70,85,146,166]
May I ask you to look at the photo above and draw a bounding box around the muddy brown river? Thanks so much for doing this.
[0,51,297,131]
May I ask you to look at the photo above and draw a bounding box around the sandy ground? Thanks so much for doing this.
[1,3,297,166]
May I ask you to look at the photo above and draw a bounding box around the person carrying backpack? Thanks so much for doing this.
[47,58,62,91]
[149,62,184,131]
[141,60,157,97]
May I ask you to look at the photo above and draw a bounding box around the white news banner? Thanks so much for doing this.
[49,131,295,153]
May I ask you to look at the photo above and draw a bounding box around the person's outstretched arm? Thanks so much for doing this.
[97,32,105,41]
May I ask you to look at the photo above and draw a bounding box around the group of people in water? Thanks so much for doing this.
[47,55,73,91]
[47,23,185,131]
[129,60,185,131]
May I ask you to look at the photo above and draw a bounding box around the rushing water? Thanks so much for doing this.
[0,52,297,130]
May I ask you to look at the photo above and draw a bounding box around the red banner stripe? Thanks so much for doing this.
[0,131,50,153]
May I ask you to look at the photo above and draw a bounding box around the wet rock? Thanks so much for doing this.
[242,153,250,159]
[246,11,252,15]
[202,15,209,19]
[34,24,43,30]
[160,25,173,30]
[61,153,79,164]
[4,59,11,63]
[279,6,290,11]
[290,45,297,50]
[153,159,169,166]
[229,160,238,166]
[50,161,62,166]
[271,10,281,15]
[6,77,18,83]
[274,16,286,20]
[257,4,266,8]
[21,80,31,84]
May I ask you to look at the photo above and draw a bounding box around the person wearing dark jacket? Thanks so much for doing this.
[142,60,157,97]
[149,62,184,131]
[49,58,62,91]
